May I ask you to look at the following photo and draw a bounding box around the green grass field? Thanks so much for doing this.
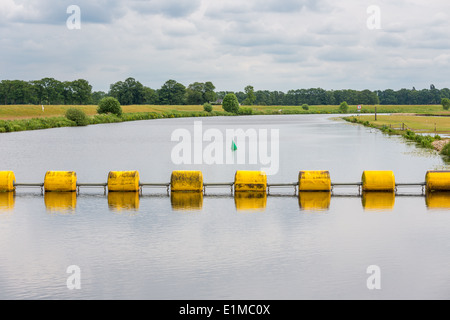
[354,115,450,133]
[1,104,449,120]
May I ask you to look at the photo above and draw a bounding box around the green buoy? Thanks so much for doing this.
[231,140,238,151]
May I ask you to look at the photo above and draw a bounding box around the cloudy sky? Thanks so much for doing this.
[1,0,450,92]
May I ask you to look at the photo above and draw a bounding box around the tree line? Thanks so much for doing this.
[1,77,449,106]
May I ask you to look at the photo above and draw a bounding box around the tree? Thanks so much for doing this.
[70,79,92,105]
[339,101,349,113]
[109,77,145,105]
[442,98,450,110]
[98,97,122,116]
[222,93,240,113]
[143,87,158,104]
[203,81,217,103]
[91,91,107,105]
[158,80,186,105]
[186,82,204,105]
[242,85,256,105]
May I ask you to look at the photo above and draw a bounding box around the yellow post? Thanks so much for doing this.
[426,171,450,191]
[0,171,16,192]
[44,171,77,192]
[234,171,267,192]
[170,171,203,192]
[299,171,331,192]
[108,171,140,192]
[362,171,395,192]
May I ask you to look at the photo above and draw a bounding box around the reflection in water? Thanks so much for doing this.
[108,192,140,211]
[44,192,77,213]
[234,192,267,212]
[171,192,203,211]
[299,192,331,212]
[0,192,15,211]
[362,192,395,211]
[426,192,450,210]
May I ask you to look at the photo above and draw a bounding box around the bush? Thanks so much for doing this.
[238,107,253,115]
[98,97,122,116]
[339,101,349,113]
[442,143,450,156]
[302,104,309,111]
[222,93,240,113]
[65,108,89,126]
[203,103,213,113]
[442,98,450,111]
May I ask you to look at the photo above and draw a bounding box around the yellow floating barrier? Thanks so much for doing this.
[235,192,267,211]
[171,192,203,211]
[299,171,331,192]
[44,192,77,212]
[108,171,140,192]
[0,171,16,192]
[299,192,331,211]
[425,192,450,210]
[234,171,267,192]
[44,171,77,192]
[171,171,203,192]
[362,171,395,192]
[0,192,15,211]
[362,192,395,211]
[108,192,140,211]
[426,171,450,191]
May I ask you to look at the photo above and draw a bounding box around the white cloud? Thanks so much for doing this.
[1,0,450,91]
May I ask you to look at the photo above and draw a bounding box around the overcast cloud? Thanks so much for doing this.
[0,0,449,92]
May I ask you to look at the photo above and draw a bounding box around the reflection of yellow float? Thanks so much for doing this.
[108,192,140,211]
[425,192,450,210]
[0,192,15,211]
[361,192,395,211]
[234,192,267,211]
[171,192,203,211]
[44,192,77,212]
[298,192,331,211]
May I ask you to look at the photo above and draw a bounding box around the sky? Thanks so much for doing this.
[0,0,450,92]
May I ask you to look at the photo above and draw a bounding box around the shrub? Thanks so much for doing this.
[442,98,450,111]
[238,107,253,115]
[302,104,309,111]
[98,97,122,116]
[203,103,213,113]
[65,108,89,126]
[442,143,450,156]
[339,101,349,113]
[222,93,240,113]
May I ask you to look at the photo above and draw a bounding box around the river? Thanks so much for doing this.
[0,114,449,299]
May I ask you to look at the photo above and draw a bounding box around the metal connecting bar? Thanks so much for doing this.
[332,183,363,187]
[14,183,44,187]
[140,183,171,187]
[396,183,426,187]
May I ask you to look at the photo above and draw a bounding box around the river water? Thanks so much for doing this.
[0,115,449,300]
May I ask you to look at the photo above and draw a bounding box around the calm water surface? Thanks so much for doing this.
[0,115,449,300]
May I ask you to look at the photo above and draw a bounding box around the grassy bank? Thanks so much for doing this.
[343,116,450,159]
[0,103,449,134]
[353,115,450,133]
[1,104,448,121]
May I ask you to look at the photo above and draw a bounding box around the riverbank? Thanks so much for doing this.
[343,116,450,160]
[0,104,448,120]
[0,104,449,134]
